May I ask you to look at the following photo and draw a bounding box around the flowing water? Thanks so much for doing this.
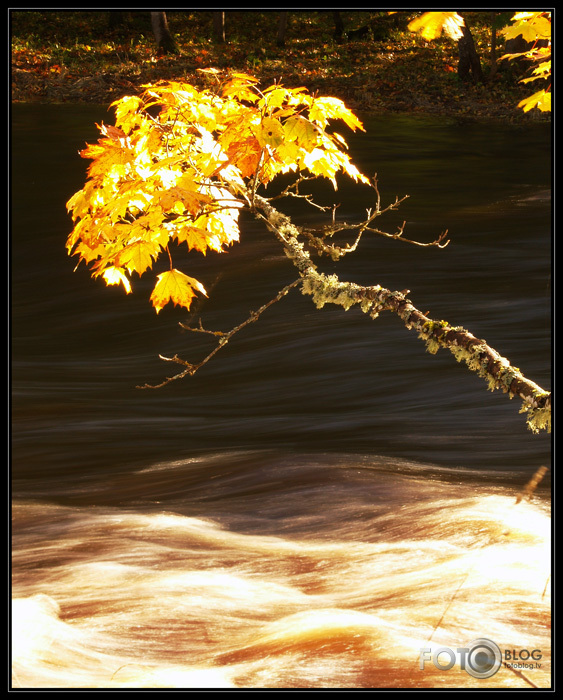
[11,105,552,689]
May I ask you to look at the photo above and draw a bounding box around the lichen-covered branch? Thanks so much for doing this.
[251,194,551,433]
[140,181,549,434]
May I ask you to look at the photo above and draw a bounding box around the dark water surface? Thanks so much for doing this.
[11,105,551,689]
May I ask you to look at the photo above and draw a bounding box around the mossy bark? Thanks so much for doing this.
[252,195,551,433]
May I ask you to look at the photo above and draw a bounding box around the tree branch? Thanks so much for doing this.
[138,182,550,434]
[296,176,449,255]
[137,279,302,389]
[268,174,332,212]
[251,194,551,433]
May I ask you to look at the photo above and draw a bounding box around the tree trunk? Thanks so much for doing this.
[489,12,499,80]
[276,12,288,47]
[332,11,345,43]
[151,11,177,55]
[108,11,126,30]
[457,20,484,83]
[213,11,226,43]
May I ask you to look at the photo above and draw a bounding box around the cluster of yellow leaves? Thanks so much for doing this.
[66,73,369,313]
[501,12,551,113]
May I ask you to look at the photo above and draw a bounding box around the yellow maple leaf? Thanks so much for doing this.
[302,148,340,187]
[283,115,317,146]
[502,12,551,43]
[255,117,285,148]
[342,160,371,186]
[521,59,551,83]
[117,239,159,276]
[111,95,143,132]
[260,86,291,112]
[274,139,302,169]
[173,223,214,254]
[84,139,134,182]
[150,269,207,313]
[518,89,551,113]
[309,97,365,132]
[222,74,260,103]
[229,72,259,82]
[66,188,89,221]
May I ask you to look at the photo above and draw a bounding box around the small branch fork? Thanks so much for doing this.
[137,279,301,389]
[274,175,449,261]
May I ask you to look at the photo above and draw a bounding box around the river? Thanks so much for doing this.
[11,105,551,688]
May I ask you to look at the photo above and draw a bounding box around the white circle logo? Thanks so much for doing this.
[466,638,502,679]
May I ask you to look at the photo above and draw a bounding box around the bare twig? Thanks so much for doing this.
[304,220,449,255]
[268,175,332,212]
[542,574,550,600]
[364,223,450,248]
[301,227,366,260]
[515,466,548,504]
[503,665,540,689]
[426,569,472,644]
[137,279,301,389]
[299,176,448,249]
[179,317,226,336]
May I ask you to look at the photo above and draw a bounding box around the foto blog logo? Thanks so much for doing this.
[419,638,503,679]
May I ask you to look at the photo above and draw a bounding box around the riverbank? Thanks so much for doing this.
[11,10,549,123]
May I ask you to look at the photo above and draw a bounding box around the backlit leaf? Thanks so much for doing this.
[408,12,465,41]
[283,116,317,146]
[256,117,285,148]
[150,269,207,314]
[101,266,132,294]
[117,239,159,276]
[518,89,551,113]
[309,97,365,132]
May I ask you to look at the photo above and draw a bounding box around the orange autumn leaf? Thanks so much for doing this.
[150,269,207,314]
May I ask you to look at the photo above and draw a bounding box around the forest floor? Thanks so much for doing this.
[11,10,550,124]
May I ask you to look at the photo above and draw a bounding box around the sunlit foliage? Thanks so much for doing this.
[66,72,368,312]
[408,10,552,113]
[501,11,551,113]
